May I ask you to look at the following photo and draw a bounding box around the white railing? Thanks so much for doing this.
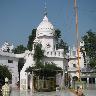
[44,51,64,58]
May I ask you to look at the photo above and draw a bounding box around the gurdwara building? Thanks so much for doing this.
[1,14,94,90]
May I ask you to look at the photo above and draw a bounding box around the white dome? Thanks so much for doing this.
[36,15,55,37]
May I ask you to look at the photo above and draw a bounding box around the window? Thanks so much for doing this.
[47,52,49,55]
[73,64,76,67]
[73,51,76,56]
[55,52,56,55]
[58,52,60,56]
[8,60,13,63]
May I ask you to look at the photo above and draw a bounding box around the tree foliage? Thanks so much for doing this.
[12,45,27,54]
[33,44,44,67]
[82,30,96,67]
[26,62,62,78]
[55,29,68,54]
[0,65,12,81]
[55,29,61,41]
[27,29,36,51]
[57,39,68,53]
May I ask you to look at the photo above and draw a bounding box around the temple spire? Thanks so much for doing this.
[44,0,47,16]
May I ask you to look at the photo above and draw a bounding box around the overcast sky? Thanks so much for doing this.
[0,0,96,47]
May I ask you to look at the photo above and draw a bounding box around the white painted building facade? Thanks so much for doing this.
[20,15,68,90]
[0,42,19,88]
[68,41,88,79]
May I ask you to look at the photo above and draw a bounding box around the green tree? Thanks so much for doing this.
[27,29,36,51]
[82,30,96,67]
[33,44,44,67]
[12,45,27,54]
[26,62,62,78]
[58,39,68,54]
[55,29,61,42]
[55,29,68,54]
[0,65,12,82]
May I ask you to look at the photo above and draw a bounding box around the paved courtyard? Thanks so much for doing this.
[10,90,76,96]
[10,89,96,96]
[84,90,96,96]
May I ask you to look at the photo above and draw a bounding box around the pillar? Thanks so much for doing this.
[20,72,28,90]
[30,71,34,92]
[87,78,89,84]
[95,78,96,84]
[25,72,28,90]
[37,76,40,90]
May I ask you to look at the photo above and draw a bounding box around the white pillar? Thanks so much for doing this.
[62,59,65,89]
[31,71,34,92]
[30,74,32,90]
[20,72,28,90]
[95,78,96,84]
[12,73,15,88]
[87,78,89,84]
[25,72,28,90]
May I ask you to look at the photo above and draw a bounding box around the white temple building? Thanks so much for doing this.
[20,15,68,90]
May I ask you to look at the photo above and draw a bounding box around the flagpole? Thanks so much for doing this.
[74,0,81,81]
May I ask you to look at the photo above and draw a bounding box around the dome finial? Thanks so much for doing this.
[44,0,47,16]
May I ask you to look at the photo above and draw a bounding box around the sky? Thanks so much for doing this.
[0,0,96,47]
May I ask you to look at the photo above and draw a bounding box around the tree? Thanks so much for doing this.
[33,44,44,67]
[55,29,68,54]
[0,65,12,84]
[27,29,36,51]
[26,62,62,78]
[12,45,27,54]
[82,30,96,67]
[55,29,61,42]
[58,39,68,54]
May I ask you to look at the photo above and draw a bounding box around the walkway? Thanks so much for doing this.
[10,89,76,96]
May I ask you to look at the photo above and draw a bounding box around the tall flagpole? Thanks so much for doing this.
[74,0,81,81]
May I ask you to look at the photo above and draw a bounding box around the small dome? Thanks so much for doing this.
[36,15,55,37]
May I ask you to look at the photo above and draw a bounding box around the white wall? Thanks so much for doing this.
[44,57,67,69]
[0,52,19,88]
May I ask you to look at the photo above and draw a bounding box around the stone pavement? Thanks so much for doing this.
[83,89,96,96]
[10,89,77,96]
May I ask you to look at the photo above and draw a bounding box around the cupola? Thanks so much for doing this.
[36,15,55,37]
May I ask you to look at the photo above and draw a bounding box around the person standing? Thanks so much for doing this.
[1,77,11,96]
